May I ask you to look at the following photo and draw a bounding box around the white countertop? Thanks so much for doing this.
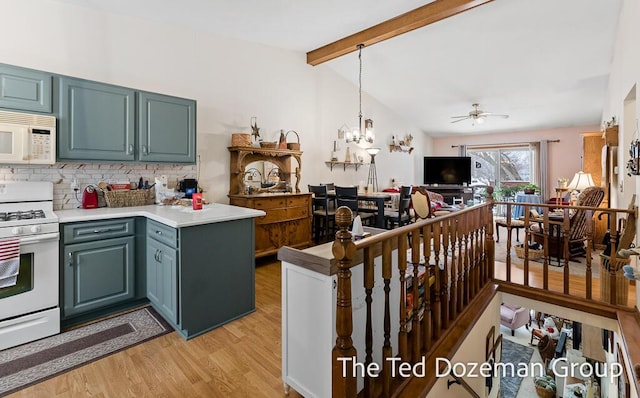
[56,203,266,228]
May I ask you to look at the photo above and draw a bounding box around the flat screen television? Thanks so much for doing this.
[423,156,471,185]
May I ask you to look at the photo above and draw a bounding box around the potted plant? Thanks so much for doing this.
[497,185,520,199]
[557,177,568,188]
[523,183,539,194]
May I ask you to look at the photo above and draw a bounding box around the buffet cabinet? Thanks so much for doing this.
[229,194,311,258]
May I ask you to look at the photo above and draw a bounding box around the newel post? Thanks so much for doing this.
[331,207,357,398]
[485,186,495,280]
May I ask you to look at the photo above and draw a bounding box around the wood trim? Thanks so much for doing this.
[306,0,494,66]
[495,281,633,320]
[393,283,499,397]
[616,309,640,392]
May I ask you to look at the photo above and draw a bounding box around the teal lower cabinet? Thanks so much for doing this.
[60,215,256,338]
[63,236,135,317]
[146,232,178,324]
[145,218,256,339]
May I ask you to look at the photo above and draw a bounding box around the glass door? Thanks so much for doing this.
[0,254,33,299]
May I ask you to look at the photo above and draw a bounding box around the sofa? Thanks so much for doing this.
[500,303,530,336]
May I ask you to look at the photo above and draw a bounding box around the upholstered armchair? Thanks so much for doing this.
[500,303,530,336]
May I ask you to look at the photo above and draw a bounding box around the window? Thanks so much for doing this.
[469,144,538,190]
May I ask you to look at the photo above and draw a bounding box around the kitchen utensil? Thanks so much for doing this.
[192,193,203,210]
[178,179,198,198]
[82,186,99,209]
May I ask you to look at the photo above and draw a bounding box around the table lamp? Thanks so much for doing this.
[568,171,595,204]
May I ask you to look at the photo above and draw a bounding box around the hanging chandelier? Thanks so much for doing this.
[345,44,374,144]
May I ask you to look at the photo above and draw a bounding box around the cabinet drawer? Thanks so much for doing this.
[253,197,287,209]
[64,218,135,244]
[287,196,309,207]
[287,205,309,220]
[147,219,178,248]
[255,206,309,225]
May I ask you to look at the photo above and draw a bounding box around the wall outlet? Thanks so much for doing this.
[71,178,79,191]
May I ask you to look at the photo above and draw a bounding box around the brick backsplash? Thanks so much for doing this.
[0,163,196,210]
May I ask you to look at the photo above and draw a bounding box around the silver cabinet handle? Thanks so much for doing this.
[156,230,162,235]
[142,145,148,155]
[157,250,162,263]
[68,252,73,267]
[154,249,160,262]
[93,228,117,234]
[128,144,134,155]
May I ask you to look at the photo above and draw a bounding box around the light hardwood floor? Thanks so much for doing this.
[8,257,635,397]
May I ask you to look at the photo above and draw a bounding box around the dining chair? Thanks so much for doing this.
[321,182,335,192]
[334,185,375,226]
[411,187,453,221]
[384,185,412,229]
[308,184,336,243]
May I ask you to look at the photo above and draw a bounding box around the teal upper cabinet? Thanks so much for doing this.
[138,92,196,163]
[57,77,136,161]
[0,64,52,113]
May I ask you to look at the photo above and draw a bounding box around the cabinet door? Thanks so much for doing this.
[63,236,135,317]
[138,91,196,163]
[0,64,52,113]
[57,77,135,161]
[146,237,178,324]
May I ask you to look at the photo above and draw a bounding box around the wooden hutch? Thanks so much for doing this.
[227,146,311,258]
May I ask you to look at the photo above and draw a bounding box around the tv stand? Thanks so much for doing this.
[423,185,473,205]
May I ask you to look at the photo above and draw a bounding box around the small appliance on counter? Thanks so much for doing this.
[82,186,99,209]
[178,179,198,199]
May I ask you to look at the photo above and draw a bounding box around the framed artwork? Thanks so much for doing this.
[617,343,630,398]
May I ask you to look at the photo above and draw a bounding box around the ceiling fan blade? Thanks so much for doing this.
[450,117,470,124]
[451,115,469,119]
[486,114,509,119]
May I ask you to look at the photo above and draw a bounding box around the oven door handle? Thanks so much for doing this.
[18,232,60,245]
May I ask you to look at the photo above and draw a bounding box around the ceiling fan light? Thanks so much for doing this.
[476,116,485,124]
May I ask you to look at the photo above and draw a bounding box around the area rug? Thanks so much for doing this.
[0,306,172,396]
[500,338,534,398]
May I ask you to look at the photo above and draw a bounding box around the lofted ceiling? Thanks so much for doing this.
[55,0,622,137]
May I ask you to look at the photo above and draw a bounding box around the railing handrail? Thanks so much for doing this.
[494,200,635,215]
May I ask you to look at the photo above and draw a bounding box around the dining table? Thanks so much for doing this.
[327,190,391,229]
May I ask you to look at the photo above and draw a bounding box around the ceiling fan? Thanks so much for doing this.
[451,103,509,125]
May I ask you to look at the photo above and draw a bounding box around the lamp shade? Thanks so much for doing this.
[365,147,381,156]
[568,171,595,191]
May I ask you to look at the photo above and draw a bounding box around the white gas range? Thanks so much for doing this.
[0,181,60,350]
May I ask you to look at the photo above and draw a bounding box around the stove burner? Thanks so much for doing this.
[0,210,46,222]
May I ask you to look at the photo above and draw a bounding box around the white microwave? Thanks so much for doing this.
[0,110,56,165]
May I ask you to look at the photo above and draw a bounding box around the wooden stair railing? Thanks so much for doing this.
[328,186,638,397]
[493,198,636,307]
[331,196,495,397]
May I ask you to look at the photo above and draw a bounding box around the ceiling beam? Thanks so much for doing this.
[306,0,494,66]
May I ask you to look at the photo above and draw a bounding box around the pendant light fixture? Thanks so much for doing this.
[345,44,374,144]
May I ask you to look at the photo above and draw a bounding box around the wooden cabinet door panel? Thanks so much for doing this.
[138,91,195,163]
[146,237,178,324]
[57,77,135,161]
[63,237,135,317]
[0,64,52,113]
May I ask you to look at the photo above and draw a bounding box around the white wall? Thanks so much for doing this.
[603,3,640,396]
[0,0,428,203]
[603,0,640,312]
[428,294,502,397]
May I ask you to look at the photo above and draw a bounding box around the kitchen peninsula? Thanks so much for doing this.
[56,203,265,339]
